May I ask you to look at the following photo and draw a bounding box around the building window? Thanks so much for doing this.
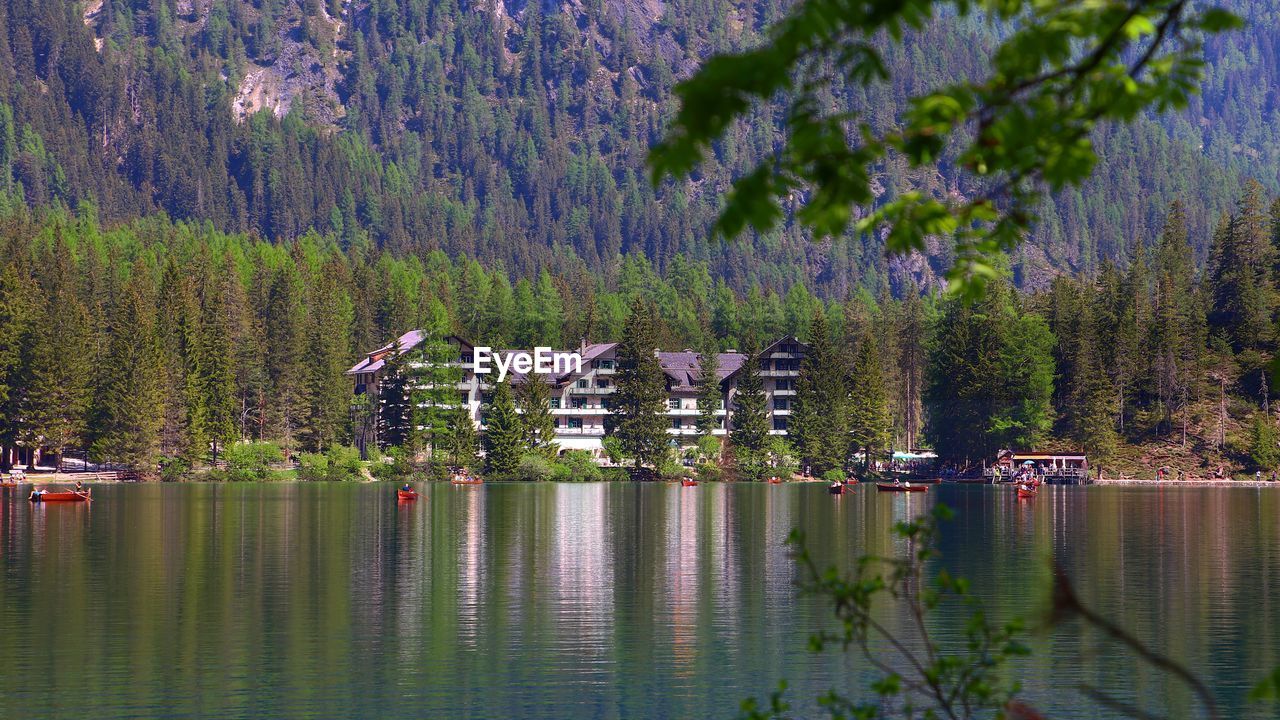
[775,379,793,391]
[672,418,682,429]
[459,393,469,406]
[773,417,788,431]
[774,398,789,411]
[550,398,561,409]
[577,379,590,388]
[568,418,583,429]
[597,378,610,388]
[598,359,614,370]
[571,397,587,409]
[669,398,681,410]
[553,418,561,428]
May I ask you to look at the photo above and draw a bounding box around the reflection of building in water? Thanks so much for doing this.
[663,484,701,674]
[456,486,487,650]
[549,483,615,673]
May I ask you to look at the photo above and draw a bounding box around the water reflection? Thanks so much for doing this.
[0,483,1277,719]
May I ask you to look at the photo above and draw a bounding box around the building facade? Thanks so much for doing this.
[347,332,809,459]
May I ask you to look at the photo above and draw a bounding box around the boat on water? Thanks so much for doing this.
[767,477,784,485]
[876,482,928,493]
[0,481,17,488]
[680,478,698,487]
[397,488,419,501]
[1016,485,1038,499]
[450,471,483,485]
[828,483,845,495]
[29,489,91,503]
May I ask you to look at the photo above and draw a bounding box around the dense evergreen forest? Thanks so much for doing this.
[0,0,1278,295]
[4,180,1280,478]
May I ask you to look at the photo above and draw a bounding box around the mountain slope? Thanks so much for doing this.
[0,0,1276,294]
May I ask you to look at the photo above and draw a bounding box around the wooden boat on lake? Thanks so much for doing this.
[29,489,91,503]
[0,481,17,488]
[680,478,698,487]
[876,482,927,493]
[397,489,419,501]
[450,473,482,485]
[828,483,845,495]
[767,476,783,485]
[1016,485,1037,499]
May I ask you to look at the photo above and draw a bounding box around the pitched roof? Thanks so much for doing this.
[346,331,472,375]
[658,351,749,389]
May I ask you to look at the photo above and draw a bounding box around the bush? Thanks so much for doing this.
[658,458,691,480]
[158,456,191,482]
[696,462,721,482]
[821,469,846,483]
[601,436,624,465]
[370,447,407,481]
[558,450,603,481]
[297,446,363,481]
[222,442,284,481]
[514,453,556,482]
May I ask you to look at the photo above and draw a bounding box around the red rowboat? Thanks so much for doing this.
[828,483,845,495]
[30,490,91,502]
[0,481,17,488]
[767,477,783,485]
[876,483,927,493]
[681,479,698,487]
[397,489,418,501]
[1016,486,1037,499]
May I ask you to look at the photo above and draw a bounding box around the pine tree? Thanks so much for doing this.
[606,298,668,474]
[896,283,927,451]
[848,330,892,470]
[729,337,771,479]
[302,265,354,451]
[196,272,239,463]
[694,332,722,438]
[1249,413,1280,471]
[0,265,38,467]
[791,309,848,474]
[483,379,523,477]
[406,334,461,459]
[89,278,164,473]
[515,376,558,457]
[443,403,479,469]
[24,285,93,470]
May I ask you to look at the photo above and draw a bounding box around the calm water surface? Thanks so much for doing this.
[1,483,1277,718]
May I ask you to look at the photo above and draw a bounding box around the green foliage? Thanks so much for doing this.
[483,380,523,477]
[792,309,850,474]
[820,469,845,483]
[557,450,603,482]
[730,338,772,479]
[652,0,1240,297]
[221,442,285,481]
[607,298,670,473]
[298,445,363,481]
[514,453,556,482]
[515,378,558,458]
[1248,414,1280,472]
[442,404,479,470]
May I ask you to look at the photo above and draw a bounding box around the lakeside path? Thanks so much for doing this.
[1093,478,1280,488]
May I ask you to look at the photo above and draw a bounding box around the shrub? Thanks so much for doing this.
[297,446,363,481]
[514,453,556,482]
[558,450,603,481]
[658,458,690,480]
[696,462,721,482]
[158,456,191,482]
[821,469,845,483]
[222,442,284,481]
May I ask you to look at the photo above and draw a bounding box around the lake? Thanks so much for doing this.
[1,482,1277,719]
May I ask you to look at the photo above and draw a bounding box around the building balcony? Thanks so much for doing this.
[771,409,792,416]
[555,426,606,437]
[666,427,703,436]
[553,406,609,415]
[770,388,796,396]
[664,407,700,416]
[760,369,800,378]
[568,386,615,395]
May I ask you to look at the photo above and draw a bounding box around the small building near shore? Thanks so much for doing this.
[992,449,1090,484]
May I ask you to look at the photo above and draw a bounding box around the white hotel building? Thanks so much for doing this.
[347,332,808,458]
